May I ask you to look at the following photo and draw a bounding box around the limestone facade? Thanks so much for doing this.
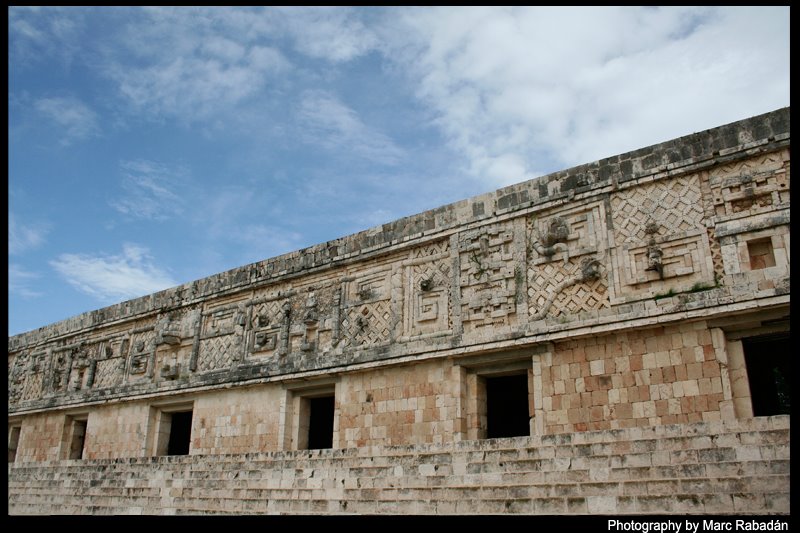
[8,108,790,514]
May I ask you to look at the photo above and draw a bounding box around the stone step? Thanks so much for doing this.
[8,438,788,482]
[8,456,788,493]
[8,491,160,506]
[8,417,790,516]
[11,468,789,502]
[10,478,788,515]
[147,490,792,515]
[281,438,766,471]
[10,486,788,516]
[150,443,785,475]
[9,423,787,472]
[24,472,782,502]
[156,473,788,501]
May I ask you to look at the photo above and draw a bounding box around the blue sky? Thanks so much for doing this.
[8,6,790,336]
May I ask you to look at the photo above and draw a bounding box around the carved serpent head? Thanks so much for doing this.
[579,257,602,282]
[542,217,569,247]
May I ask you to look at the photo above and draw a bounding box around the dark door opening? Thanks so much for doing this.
[9,426,21,463]
[69,420,87,460]
[743,335,791,416]
[486,374,530,438]
[307,396,334,449]
[166,411,193,456]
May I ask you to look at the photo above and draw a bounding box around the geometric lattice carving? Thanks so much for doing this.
[403,240,452,338]
[251,300,282,331]
[93,357,125,388]
[707,150,790,218]
[339,266,392,349]
[126,329,155,380]
[611,174,705,245]
[197,334,238,372]
[706,227,725,282]
[19,372,44,402]
[412,238,449,260]
[527,201,610,319]
[528,257,609,318]
[610,174,716,303]
[341,301,391,348]
[129,330,155,355]
[8,351,30,404]
[248,299,284,358]
[458,221,517,332]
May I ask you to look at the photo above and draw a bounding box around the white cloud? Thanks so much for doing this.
[278,6,378,62]
[9,6,85,66]
[34,96,100,145]
[106,7,290,121]
[111,52,289,120]
[118,6,377,64]
[99,7,382,124]
[201,36,246,62]
[297,91,405,165]
[110,159,187,220]
[8,213,49,255]
[11,17,46,44]
[382,6,790,187]
[9,264,43,298]
[50,243,177,302]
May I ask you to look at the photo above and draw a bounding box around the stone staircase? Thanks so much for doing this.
[8,416,789,515]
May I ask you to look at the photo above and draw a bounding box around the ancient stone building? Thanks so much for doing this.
[8,108,790,515]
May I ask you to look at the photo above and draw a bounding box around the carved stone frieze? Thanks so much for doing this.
[246,290,288,362]
[340,267,393,349]
[530,216,570,263]
[611,174,705,245]
[707,149,790,219]
[458,221,519,333]
[198,300,247,372]
[609,174,715,303]
[401,239,453,340]
[527,202,610,319]
[530,256,606,320]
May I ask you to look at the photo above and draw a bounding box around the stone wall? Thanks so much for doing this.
[82,403,150,459]
[13,413,65,463]
[191,387,284,456]
[8,416,789,515]
[542,322,729,434]
[338,359,461,448]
